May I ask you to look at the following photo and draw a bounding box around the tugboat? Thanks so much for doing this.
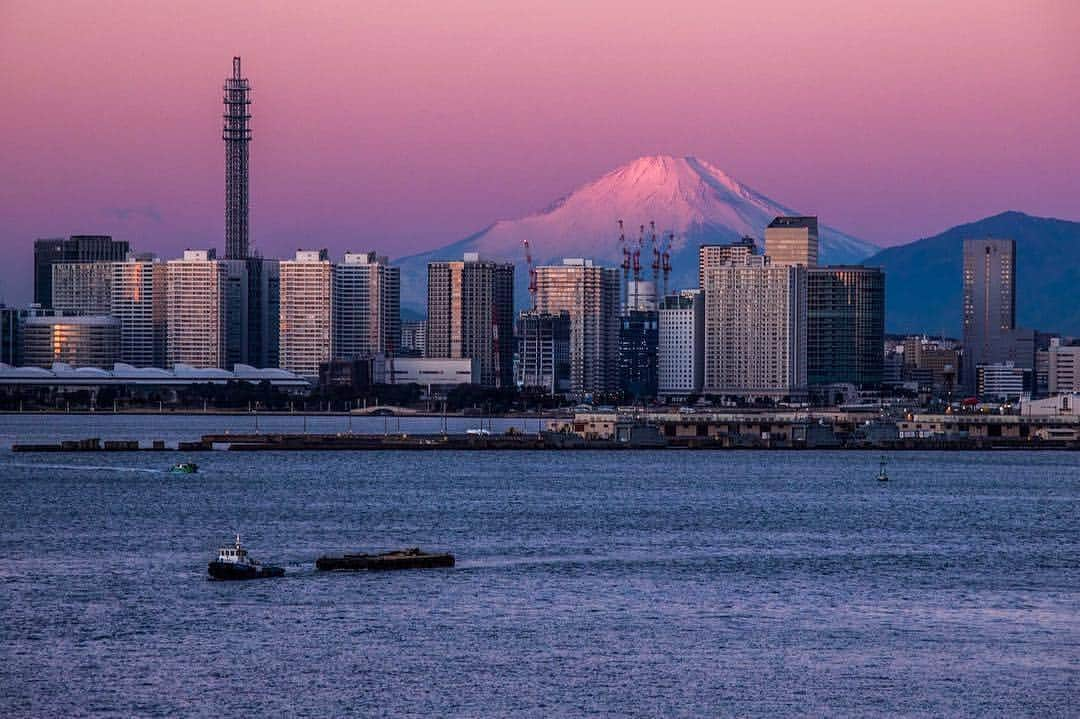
[171,462,199,474]
[877,456,889,482]
[207,535,285,580]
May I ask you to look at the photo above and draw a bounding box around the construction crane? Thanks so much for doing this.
[633,224,644,282]
[618,220,631,311]
[650,220,661,293]
[523,237,537,309]
[662,232,673,298]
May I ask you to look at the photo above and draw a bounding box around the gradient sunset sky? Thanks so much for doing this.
[1,1,1077,303]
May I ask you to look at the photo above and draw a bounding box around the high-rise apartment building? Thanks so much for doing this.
[332,252,400,360]
[223,57,251,261]
[698,237,757,289]
[426,253,514,388]
[33,235,129,308]
[764,217,818,268]
[111,254,167,367]
[516,310,572,395]
[534,259,620,396]
[807,266,885,386]
[166,249,227,369]
[51,262,114,315]
[962,238,1018,389]
[279,249,333,376]
[399,320,427,357]
[703,255,807,399]
[657,291,705,400]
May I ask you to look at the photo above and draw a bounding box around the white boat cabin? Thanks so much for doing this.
[217,535,258,565]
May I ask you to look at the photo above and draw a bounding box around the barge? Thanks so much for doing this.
[316,547,455,572]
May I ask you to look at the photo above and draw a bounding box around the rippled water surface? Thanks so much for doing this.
[2,415,1078,717]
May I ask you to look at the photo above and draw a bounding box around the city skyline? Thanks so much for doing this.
[2,2,1078,305]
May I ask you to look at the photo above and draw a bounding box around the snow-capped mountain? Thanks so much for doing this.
[395,155,879,312]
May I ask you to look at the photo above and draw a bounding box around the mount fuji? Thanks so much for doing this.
[394,155,879,312]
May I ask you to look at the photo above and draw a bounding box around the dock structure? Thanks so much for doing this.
[9,409,1080,452]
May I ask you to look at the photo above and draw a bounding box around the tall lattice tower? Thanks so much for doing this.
[223,56,251,260]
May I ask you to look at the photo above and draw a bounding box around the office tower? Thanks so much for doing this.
[657,290,705,400]
[703,255,807,399]
[807,266,885,386]
[764,216,818,268]
[224,57,251,260]
[961,238,1023,389]
[698,236,756,289]
[332,252,400,360]
[219,257,280,369]
[33,235,129,308]
[399,320,427,357]
[534,259,620,396]
[618,309,659,399]
[166,250,227,369]
[245,257,280,368]
[516,310,571,395]
[279,249,333,376]
[976,362,1025,400]
[426,253,514,388]
[111,254,167,367]
[51,262,113,315]
[21,316,120,369]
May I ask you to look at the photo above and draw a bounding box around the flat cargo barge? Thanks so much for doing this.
[316,547,455,572]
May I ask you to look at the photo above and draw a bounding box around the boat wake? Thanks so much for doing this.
[1,462,166,474]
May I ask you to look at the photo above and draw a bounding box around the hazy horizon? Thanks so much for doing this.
[1,1,1077,304]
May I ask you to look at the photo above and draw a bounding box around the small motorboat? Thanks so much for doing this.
[876,457,889,482]
[170,462,199,474]
[207,535,285,580]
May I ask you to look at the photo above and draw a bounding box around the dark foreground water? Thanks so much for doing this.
[1,421,1078,717]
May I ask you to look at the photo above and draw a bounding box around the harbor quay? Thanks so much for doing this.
[12,407,1080,451]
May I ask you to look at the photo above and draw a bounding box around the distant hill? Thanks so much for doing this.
[863,211,1080,336]
[394,155,878,312]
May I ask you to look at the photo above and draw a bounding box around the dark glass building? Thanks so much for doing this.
[807,266,885,387]
[33,235,129,308]
[516,310,571,395]
[618,309,659,400]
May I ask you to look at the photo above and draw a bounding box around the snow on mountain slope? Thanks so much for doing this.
[396,155,878,311]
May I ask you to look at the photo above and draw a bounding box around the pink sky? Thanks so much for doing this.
[1,0,1077,303]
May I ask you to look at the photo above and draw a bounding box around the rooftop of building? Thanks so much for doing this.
[767,216,819,230]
